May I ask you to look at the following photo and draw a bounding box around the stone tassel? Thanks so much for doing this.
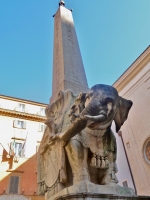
[101,156,105,169]
[105,157,109,168]
[90,153,96,167]
[44,183,47,192]
[97,155,101,168]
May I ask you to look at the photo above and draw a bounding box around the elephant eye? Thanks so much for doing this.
[105,97,114,104]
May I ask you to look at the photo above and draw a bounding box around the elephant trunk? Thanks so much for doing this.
[81,100,100,116]
[81,100,107,122]
[61,116,87,141]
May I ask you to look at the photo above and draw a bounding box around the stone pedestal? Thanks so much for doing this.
[45,181,144,200]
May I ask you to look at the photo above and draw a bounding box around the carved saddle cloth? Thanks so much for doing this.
[73,128,117,169]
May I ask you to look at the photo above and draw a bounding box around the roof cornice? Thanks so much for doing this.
[0,94,48,107]
[0,108,46,122]
[113,46,150,92]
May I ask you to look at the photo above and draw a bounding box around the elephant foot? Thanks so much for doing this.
[73,169,93,185]
[73,174,90,185]
[74,179,96,189]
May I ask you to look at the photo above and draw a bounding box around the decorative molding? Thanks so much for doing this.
[0,108,46,122]
[6,169,24,173]
[0,94,47,107]
[119,69,150,99]
[11,137,25,141]
[113,46,150,93]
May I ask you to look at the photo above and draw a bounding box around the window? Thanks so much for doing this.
[38,123,46,132]
[9,176,19,194]
[18,104,25,112]
[40,108,45,116]
[13,120,26,129]
[122,180,128,188]
[10,142,23,157]
[15,103,26,112]
[10,140,26,157]
[14,143,22,156]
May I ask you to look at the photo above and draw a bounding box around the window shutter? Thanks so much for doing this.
[38,124,45,132]
[122,180,128,187]
[9,176,14,193]
[18,143,22,156]
[20,149,25,157]
[13,120,18,128]
[41,124,44,132]
[13,176,19,193]
[19,103,25,112]
[9,176,19,194]
[23,121,26,129]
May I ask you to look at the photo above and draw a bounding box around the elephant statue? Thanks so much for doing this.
[37,84,132,195]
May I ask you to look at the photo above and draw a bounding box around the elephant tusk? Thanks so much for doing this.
[84,114,106,122]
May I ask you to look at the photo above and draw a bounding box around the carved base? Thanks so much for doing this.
[45,181,140,200]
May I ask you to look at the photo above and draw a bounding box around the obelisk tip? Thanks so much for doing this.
[59,0,65,7]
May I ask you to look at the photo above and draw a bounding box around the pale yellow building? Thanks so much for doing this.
[113,45,150,196]
[0,94,47,199]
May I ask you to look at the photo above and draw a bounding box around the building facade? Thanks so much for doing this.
[113,46,150,195]
[112,123,135,190]
[0,95,47,199]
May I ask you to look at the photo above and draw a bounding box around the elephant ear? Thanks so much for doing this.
[114,97,133,132]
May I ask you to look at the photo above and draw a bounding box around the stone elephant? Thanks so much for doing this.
[38,84,132,194]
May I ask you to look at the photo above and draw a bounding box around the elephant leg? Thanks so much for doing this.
[88,166,99,184]
[88,155,99,184]
[65,139,90,184]
[99,152,118,185]
[99,168,111,185]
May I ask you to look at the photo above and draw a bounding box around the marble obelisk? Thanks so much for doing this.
[50,1,88,103]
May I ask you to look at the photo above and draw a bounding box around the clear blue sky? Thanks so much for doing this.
[0,0,150,104]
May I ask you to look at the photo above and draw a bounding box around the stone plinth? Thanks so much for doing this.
[45,181,141,200]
